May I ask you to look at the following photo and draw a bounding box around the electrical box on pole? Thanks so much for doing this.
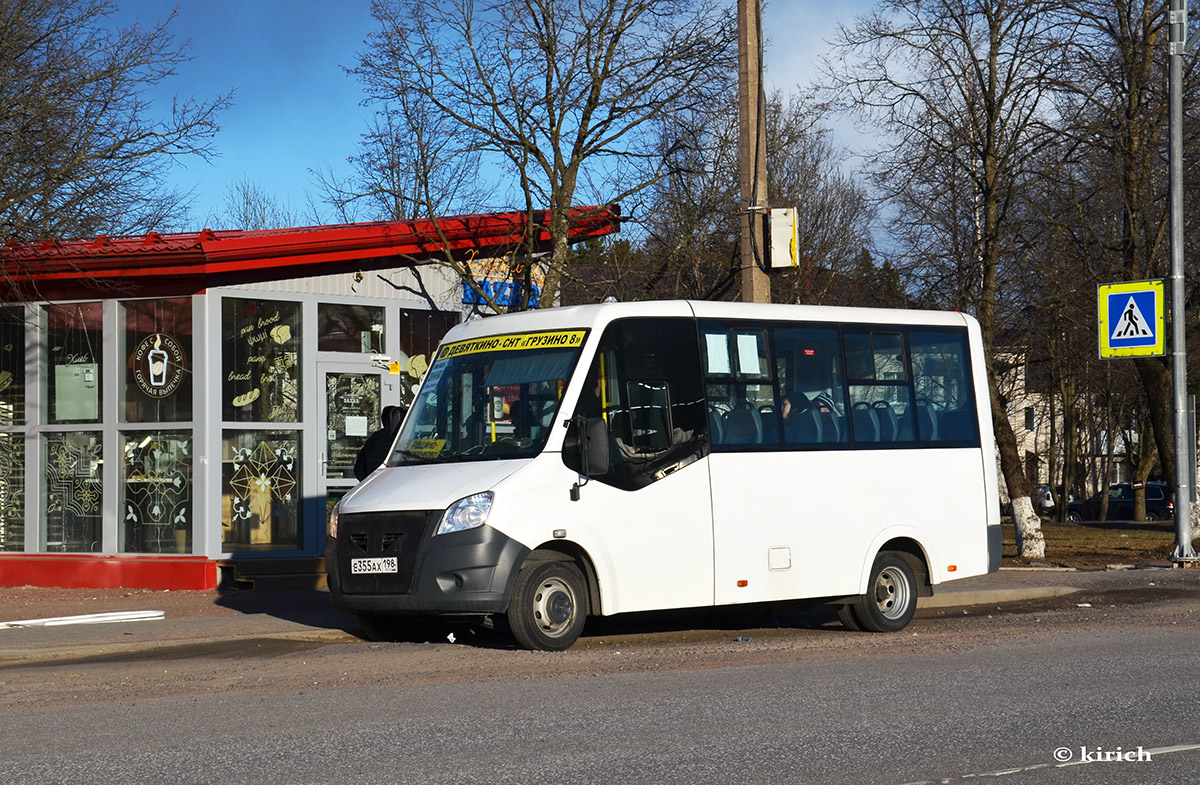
[767,208,799,269]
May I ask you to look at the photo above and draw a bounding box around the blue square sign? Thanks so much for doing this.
[1098,280,1164,358]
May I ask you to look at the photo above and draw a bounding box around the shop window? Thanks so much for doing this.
[0,308,25,427]
[0,433,23,551]
[397,308,460,407]
[43,432,102,552]
[221,430,300,552]
[222,298,301,423]
[121,431,193,553]
[123,298,193,423]
[44,303,103,424]
[318,304,385,353]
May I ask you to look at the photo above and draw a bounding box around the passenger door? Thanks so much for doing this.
[559,317,715,615]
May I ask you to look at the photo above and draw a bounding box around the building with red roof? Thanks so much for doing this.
[0,207,618,590]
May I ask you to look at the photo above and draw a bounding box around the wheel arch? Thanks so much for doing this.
[862,535,933,598]
[517,541,601,616]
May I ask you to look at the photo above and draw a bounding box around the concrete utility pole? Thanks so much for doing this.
[1168,0,1197,561]
[738,0,770,303]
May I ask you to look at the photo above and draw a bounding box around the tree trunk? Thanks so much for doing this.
[989,366,1045,559]
[1009,497,1044,559]
[1134,357,1174,484]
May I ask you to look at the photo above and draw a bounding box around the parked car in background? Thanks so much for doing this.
[1034,484,1077,517]
[1066,481,1173,522]
[1034,484,1055,514]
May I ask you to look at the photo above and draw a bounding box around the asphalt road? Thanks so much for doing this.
[2,570,1199,785]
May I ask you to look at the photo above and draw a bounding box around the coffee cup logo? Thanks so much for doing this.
[132,333,186,399]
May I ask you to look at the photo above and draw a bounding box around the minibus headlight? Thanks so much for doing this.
[328,501,341,538]
[436,492,494,535]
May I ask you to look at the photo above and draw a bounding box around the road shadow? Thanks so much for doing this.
[346,600,848,650]
[213,588,357,633]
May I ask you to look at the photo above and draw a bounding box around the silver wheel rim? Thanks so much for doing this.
[532,576,577,638]
[873,565,911,620]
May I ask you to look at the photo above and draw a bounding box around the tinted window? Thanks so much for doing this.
[564,319,707,490]
[909,329,980,446]
[844,329,913,445]
[700,320,979,451]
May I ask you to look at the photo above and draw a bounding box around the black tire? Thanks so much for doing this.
[836,602,864,632]
[851,552,918,633]
[1145,511,1160,522]
[507,559,588,651]
[1066,510,1082,524]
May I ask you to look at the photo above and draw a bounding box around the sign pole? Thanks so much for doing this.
[1168,0,1196,560]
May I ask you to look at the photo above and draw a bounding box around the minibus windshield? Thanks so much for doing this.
[388,329,588,466]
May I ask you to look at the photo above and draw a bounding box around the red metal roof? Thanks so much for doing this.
[1,206,619,300]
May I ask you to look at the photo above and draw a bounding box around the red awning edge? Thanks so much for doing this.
[0,205,620,300]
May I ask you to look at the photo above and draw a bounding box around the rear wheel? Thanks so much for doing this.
[851,552,918,633]
[836,603,864,632]
[507,559,588,651]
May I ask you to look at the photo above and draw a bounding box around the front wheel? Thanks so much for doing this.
[1066,510,1082,524]
[851,552,918,633]
[507,559,588,651]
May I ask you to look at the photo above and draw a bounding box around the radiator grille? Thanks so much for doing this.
[336,510,437,594]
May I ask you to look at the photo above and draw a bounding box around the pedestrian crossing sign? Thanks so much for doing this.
[1098,279,1164,358]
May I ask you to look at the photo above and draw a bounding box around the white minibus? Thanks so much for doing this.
[327,300,1002,650]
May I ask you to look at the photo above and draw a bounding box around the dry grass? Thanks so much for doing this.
[1002,519,1190,569]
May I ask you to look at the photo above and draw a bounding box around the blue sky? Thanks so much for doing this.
[113,0,875,230]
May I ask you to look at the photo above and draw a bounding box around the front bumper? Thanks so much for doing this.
[326,509,530,616]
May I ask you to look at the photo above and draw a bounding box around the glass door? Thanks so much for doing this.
[318,363,389,525]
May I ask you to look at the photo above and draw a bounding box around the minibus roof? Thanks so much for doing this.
[442,300,975,346]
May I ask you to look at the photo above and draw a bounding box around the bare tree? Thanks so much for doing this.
[0,0,230,256]
[570,89,877,305]
[827,0,1073,558]
[1058,0,1190,518]
[765,92,876,305]
[214,177,300,231]
[350,0,737,311]
[315,92,488,224]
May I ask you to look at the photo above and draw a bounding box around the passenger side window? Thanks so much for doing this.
[702,327,776,450]
[562,318,707,490]
[696,320,980,452]
[909,329,979,445]
[770,326,848,447]
[844,331,914,445]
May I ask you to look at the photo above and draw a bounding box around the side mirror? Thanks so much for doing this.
[580,417,609,477]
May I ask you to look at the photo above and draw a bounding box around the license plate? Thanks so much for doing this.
[351,557,398,575]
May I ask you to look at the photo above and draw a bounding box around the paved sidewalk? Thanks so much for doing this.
[0,563,1193,663]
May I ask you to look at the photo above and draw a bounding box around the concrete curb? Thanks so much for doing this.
[919,586,1080,609]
